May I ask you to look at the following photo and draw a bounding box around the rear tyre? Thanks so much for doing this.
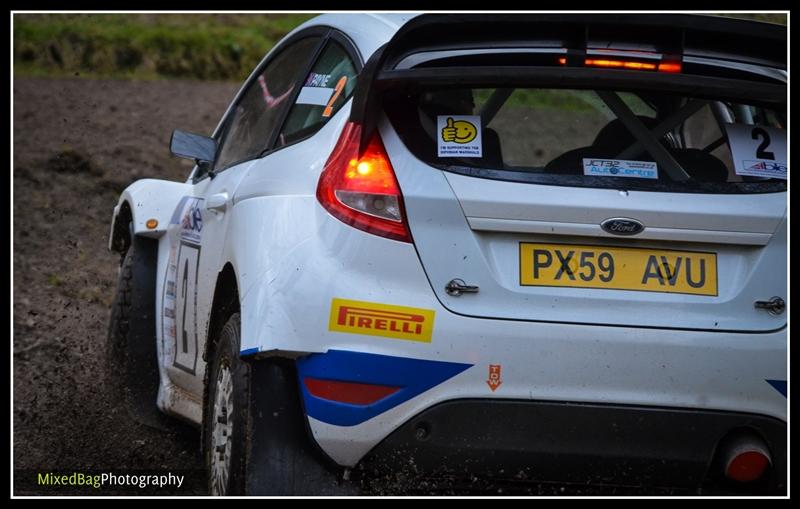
[204,313,354,495]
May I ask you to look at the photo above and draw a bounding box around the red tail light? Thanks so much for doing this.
[316,122,412,242]
[656,61,682,73]
[585,58,656,70]
[558,56,682,73]
[304,377,400,405]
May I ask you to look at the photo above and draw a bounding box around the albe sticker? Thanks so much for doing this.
[438,115,482,158]
[583,158,659,180]
[177,197,204,245]
[724,123,787,180]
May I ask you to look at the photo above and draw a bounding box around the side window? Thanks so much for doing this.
[214,36,321,171]
[276,41,359,147]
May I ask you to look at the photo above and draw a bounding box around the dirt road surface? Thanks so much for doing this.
[13,77,238,495]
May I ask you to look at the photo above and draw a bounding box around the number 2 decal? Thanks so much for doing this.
[173,243,200,374]
[723,123,786,180]
[181,258,189,356]
[751,127,776,160]
[322,76,347,118]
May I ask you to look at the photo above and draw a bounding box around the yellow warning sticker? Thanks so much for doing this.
[328,298,436,343]
[438,115,482,157]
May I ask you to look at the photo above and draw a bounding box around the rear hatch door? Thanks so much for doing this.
[356,14,787,332]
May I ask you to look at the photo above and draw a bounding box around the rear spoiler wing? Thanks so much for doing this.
[350,14,786,151]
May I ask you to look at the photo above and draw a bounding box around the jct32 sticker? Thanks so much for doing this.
[583,158,659,179]
[329,298,436,343]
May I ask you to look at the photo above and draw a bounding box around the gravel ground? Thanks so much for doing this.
[13,77,239,495]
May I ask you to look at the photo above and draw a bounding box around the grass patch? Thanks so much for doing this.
[13,13,316,81]
[13,13,785,81]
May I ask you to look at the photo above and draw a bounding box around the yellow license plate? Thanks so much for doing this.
[519,242,718,296]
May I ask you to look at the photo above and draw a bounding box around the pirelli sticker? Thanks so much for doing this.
[329,298,436,343]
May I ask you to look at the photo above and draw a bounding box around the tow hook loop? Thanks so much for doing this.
[445,279,479,297]
[754,297,785,316]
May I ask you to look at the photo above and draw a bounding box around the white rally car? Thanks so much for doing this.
[107,14,787,495]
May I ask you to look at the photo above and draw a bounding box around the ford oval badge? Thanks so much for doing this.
[601,218,645,236]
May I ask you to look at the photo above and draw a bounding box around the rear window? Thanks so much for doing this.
[384,87,786,193]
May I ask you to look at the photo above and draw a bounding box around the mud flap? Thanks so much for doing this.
[244,358,357,495]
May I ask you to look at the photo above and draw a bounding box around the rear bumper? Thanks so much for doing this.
[357,398,787,494]
[235,200,786,490]
[298,320,786,471]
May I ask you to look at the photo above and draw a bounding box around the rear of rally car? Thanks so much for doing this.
[275,15,786,493]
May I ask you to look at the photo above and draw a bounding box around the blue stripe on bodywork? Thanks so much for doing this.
[240,347,259,357]
[766,379,787,397]
[296,349,472,427]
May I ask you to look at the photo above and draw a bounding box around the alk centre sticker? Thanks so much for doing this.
[583,158,659,179]
[438,115,482,158]
[724,123,787,180]
[329,298,436,343]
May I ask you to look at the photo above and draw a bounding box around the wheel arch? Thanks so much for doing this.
[110,200,134,255]
[109,178,192,253]
[203,262,242,366]
[200,262,241,459]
